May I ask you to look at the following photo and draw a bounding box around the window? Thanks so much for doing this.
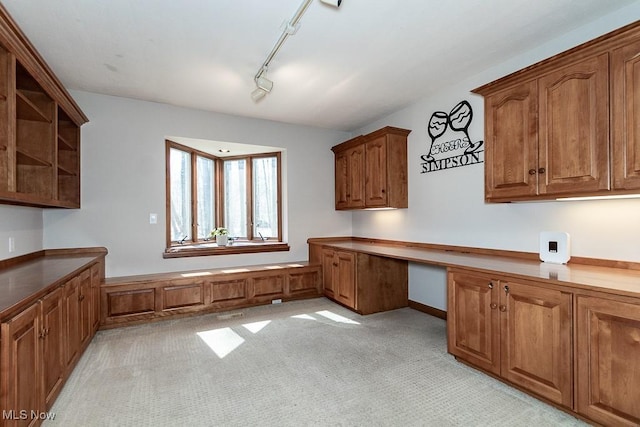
[165,140,286,256]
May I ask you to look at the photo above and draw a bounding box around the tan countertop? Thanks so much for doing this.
[315,240,640,298]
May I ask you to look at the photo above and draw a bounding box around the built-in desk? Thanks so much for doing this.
[308,237,640,426]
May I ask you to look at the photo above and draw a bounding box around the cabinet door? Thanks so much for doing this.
[447,271,500,375]
[576,295,640,426]
[90,264,101,332]
[538,53,610,195]
[612,38,640,190]
[321,249,336,298]
[500,280,573,407]
[334,150,349,209]
[63,277,81,367]
[364,137,388,207]
[78,268,92,346]
[335,146,364,209]
[1,302,42,425]
[41,286,65,409]
[484,81,538,200]
[335,251,356,308]
[347,145,365,208]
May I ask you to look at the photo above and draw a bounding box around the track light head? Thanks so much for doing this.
[256,75,273,93]
[320,0,342,7]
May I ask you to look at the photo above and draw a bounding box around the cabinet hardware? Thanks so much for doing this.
[538,167,546,174]
[499,305,507,312]
[79,294,85,301]
[488,282,493,289]
[529,169,536,175]
[504,285,510,295]
[490,303,497,309]
[39,329,46,339]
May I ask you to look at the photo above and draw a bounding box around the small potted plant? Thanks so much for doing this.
[211,227,229,246]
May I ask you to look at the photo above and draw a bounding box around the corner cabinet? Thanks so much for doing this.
[474,21,640,202]
[332,126,411,210]
[447,269,573,408]
[0,4,87,208]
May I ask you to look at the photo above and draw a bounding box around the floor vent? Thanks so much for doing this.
[217,312,244,320]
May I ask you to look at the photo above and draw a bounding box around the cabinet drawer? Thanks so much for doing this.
[161,282,204,311]
[106,288,155,317]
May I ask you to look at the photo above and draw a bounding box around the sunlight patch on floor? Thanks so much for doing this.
[243,320,271,333]
[316,310,360,325]
[291,314,316,320]
[197,327,245,358]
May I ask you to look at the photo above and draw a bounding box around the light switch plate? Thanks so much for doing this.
[539,231,570,264]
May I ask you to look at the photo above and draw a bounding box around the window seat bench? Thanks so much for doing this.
[100,262,321,329]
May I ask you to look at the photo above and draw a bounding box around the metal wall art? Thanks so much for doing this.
[420,100,484,173]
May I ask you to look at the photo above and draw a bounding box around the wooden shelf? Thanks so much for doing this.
[57,163,76,176]
[57,133,75,151]
[16,89,52,123]
[16,147,51,167]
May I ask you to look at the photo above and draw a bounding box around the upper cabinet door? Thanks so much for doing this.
[484,80,538,200]
[348,145,365,208]
[364,136,388,207]
[612,38,640,190]
[538,53,610,195]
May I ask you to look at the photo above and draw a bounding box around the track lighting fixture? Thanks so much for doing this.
[250,0,343,101]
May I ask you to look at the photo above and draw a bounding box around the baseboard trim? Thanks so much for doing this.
[408,300,447,320]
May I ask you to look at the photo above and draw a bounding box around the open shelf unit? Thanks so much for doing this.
[0,4,87,208]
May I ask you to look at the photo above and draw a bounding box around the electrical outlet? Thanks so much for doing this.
[8,237,15,253]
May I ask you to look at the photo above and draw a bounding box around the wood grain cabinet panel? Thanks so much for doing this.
[576,295,640,426]
[447,270,573,408]
[332,127,410,210]
[475,21,640,201]
[41,286,64,410]
[538,54,610,195]
[1,301,42,426]
[320,247,407,315]
[447,270,500,375]
[161,281,205,311]
[78,268,92,346]
[63,277,81,368]
[249,273,285,301]
[209,279,247,308]
[287,267,321,296]
[500,279,573,408]
[612,37,640,190]
[106,288,155,318]
[484,81,538,200]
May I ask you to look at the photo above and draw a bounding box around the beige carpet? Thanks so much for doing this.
[45,298,587,426]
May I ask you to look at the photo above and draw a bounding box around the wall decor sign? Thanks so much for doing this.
[420,100,484,173]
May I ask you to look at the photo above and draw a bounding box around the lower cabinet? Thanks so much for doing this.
[321,247,408,315]
[0,263,100,426]
[575,294,640,426]
[447,269,573,408]
[101,264,322,328]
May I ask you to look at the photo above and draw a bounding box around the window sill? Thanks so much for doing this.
[162,242,290,259]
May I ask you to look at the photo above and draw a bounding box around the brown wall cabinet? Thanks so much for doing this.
[474,21,640,202]
[447,269,573,408]
[332,126,411,210]
[0,5,87,208]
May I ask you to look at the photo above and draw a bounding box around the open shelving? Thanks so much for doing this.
[0,4,88,208]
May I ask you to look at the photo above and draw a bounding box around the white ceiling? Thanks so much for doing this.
[2,0,639,132]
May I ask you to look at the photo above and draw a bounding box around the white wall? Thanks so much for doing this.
[0,205,42,260]
[43,92,353,277]
[353,4,640,310]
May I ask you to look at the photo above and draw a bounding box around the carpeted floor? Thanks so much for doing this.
[45,297,587,426]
